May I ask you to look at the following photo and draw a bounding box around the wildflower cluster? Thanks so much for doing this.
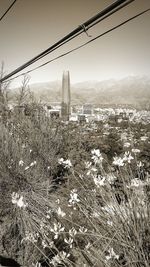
[50,251,70,266]
[11,192,28,208]
[106,247,119,261]
[50,222,65,239]
[68,189,80,206]
[112,151,134,166]
[22,231,39,243]
[58,158,72,169]
[91,149,103,164]
[93,175,106,187]
[3,108,149,267]
[56,206,66,217]
[85,161,97,175]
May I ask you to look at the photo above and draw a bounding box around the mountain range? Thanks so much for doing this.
[12,76,150,109]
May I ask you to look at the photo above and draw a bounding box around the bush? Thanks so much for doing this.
[0,111,149,267]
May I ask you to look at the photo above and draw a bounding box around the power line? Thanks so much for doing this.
[0,0,135,83]
[31,0,135,62]
[28,0,135,63]
[85,0,134,30]
[0,0,17,22]
[4,8,150,83]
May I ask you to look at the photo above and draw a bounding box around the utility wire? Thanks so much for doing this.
[4,8,150,83]
[0,0,135,83]
[29,0,135,62]
[24,0,135,62]
[85,0,134,31]
[0,0,17,22]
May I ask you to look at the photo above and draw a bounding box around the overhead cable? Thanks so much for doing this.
[0,0,17,22]
[0,0,135,83]
[30,0,135,61]
[32,0,135,61]
[4,8,150,83]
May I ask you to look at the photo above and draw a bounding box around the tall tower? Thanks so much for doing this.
[61,71,71,120]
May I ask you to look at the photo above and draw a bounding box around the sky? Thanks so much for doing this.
[0,0,150,87]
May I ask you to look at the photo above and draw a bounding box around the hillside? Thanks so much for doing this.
[11,76,150,109]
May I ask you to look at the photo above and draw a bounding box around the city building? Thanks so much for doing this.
[82,103,93,115]
[61,71,71,120]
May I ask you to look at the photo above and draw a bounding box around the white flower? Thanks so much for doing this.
[57,207,66,217]
[11,192,20,204]
[58,158,72,169]
[113,152,134,166]
[46,208,52,219]
[137,161,144,168]
[59,251,70,260]
[30,160,36,167]
[132,148,140,153]
[85,161,92,169]
[58,158,64,164]
[49,241,54,248]
[91,167,97,172]
[112,156,124,167]
[93,175,106,187]
[91,149,101,157]
[69,227,77,237]
[87,166,97,176]
[107,174,116,184]
[68,189,80,205]
[24,166,30,171]
[42,240,54,249]
[123,152,134,163]
[39,220,45,230]
[51,254,61,266]
[79,226,87,233]
[17,196,27,208]
[64,237,73,248]
[11,192,28,208]
[56,198,60,204]
[124,142,131,147]
[42,239,47,248]
[64,159,72,168]
[91,149,103,164]
[51,251,70,266]
[19,160,24,166]
[50,222,65,239]
[106,247,119,260]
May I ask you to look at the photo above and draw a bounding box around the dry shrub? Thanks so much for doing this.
[0,111,149,267]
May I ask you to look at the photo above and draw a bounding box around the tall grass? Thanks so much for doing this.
[0,110,149,267]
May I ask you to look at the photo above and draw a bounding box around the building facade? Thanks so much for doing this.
[61,71,71,120]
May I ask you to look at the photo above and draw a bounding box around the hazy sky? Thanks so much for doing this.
[0,0,150,86]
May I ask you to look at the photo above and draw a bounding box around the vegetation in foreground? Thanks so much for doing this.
[0,98,150,267]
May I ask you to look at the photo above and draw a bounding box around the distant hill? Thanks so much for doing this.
[11,76,150,109]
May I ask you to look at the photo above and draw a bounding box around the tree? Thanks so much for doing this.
[0,62,10,107]
[15,75,33,106]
